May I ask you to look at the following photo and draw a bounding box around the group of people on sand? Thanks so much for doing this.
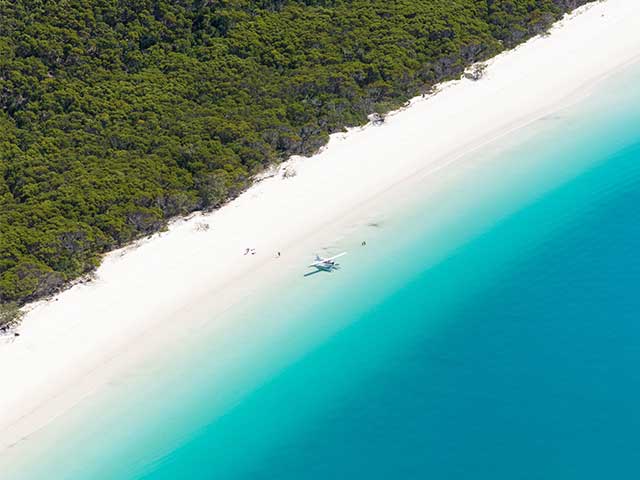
[244,248,282,257]
[244,241,365,258]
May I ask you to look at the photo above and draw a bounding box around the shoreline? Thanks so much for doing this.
[2,0,640,456]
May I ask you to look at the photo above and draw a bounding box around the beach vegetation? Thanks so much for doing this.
[0,302,24,331]
[282,167,297,179]
[464,63,488,81]
[0,0,593,305]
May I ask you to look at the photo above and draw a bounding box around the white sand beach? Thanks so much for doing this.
[1,0,640,454]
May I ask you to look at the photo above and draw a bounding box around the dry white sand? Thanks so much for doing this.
[2,0,640,453]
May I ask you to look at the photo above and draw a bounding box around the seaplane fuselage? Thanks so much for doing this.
[308,252,347,272]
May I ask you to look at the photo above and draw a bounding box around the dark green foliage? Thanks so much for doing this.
[0,0,592,304]
[0,301,23,329]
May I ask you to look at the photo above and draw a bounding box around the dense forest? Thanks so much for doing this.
[0,0,592,306]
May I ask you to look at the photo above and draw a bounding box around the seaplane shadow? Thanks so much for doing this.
[303,269,324,277]
[303,265,341,277]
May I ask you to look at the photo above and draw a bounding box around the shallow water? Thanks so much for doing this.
[4,63,640,479]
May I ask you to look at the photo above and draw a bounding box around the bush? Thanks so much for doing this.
[0,302,24,330]
[0,0,595,305]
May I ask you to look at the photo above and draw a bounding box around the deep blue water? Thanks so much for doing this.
[5,65,640,480]
[137,141,640,480]
[244,149,640,479]
[128,69,640,479]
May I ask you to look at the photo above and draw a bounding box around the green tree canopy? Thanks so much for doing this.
[0,0,592,304]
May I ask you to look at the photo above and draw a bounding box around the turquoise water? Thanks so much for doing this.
[4,64,640,479]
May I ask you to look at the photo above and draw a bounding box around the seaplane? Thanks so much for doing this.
[306,252,347,274]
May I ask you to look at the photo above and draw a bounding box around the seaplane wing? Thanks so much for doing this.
[324,252,347,262]
[309,252,347,267]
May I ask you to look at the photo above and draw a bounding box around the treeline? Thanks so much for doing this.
[0,0,592,304]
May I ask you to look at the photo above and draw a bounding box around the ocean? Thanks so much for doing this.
[4,63,640,479]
